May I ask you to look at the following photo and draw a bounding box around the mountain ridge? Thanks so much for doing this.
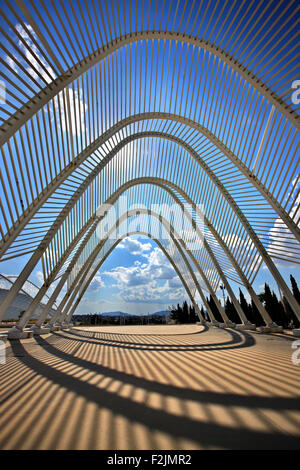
[75,310,168,317]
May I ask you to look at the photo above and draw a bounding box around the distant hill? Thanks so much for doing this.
[78,310,168,317]
[96,311,132,317]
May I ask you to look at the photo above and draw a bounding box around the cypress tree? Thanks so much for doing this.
[189,304,197,323]
[206,295,223,322]
[200,306,206,321]
[263,283,286,326]
[225,296,240,323]
[170,304,180,323]
[239,289,252,320]
[271,291,286,326]
[250,299,264,326]
[264,283,274,314]
[290,275,300,304]
[283,296,299,329]
[182,300,189,323]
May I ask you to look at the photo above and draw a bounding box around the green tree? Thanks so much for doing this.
[188,304,198,323]
[261,283,289,327]
[182,300,189,323]
[200,306,206,320]
[170,304,181,323]
[224,296,240,323]
[282,293,300,329]
[249,299,264,327]
[290,275,300,304]
[239,289,252,320]
[170,302,199,324]
[206,295,223,322]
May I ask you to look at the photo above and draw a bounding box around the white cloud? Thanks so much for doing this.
[102,242,187,303]
[267,179,300,267]
[87,274,105,292]
[34,270,66,303]
[117,236,152,256]
[52,87,87,136]
[6,23,86,136]
[7,23,55,84]
[104,246,176,287]
[120,280,186,304]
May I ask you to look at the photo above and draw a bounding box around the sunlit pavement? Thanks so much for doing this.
[0,324,300,450]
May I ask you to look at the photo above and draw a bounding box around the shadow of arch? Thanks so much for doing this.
[7,337,300,450]
[57,326,254,352]
[70,326,208,337]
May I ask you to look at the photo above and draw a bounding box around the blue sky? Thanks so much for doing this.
[80,234,187,314]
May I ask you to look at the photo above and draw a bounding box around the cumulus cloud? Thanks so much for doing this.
[6,23,86,136]
[120,280,186,304]
[7,23,55,84]
[267,178,300,267]
[117,237,152,256]
[103,242,186,303]
[87,274,105,292]
[104,246,176,286]
[36,270,44,286]
[52,87,87,135]
[34,270,66,303]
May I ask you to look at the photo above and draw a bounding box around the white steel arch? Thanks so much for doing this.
[9,182,287,332]
[1,130,299,321]
[1,29,299,147]
[50,211,232,327]
[1,113,299,260]
[0,0,299,336]
[51,213,250,328]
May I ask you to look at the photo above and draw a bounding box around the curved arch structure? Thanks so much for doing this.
[58,232,217,327]
[36,187,271,328]
[1,29,299,145]
[1,1,299,338]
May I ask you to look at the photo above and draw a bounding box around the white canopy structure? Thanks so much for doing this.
[0,0,299,336]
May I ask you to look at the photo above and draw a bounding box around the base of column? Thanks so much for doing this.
[223,321,236,329]
[60,323,70,329]
[48,324,61,332]
[269,323,283,333]
[236,323,256,331]
[257,323,283,334]
[8,326,34,339]
[292,329,300,337]
[31,325,51,335]
[196,321,206,325]
[207,320,219,327]
[256,326,271,333]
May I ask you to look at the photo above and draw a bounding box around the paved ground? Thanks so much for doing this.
[0,324,300,449]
